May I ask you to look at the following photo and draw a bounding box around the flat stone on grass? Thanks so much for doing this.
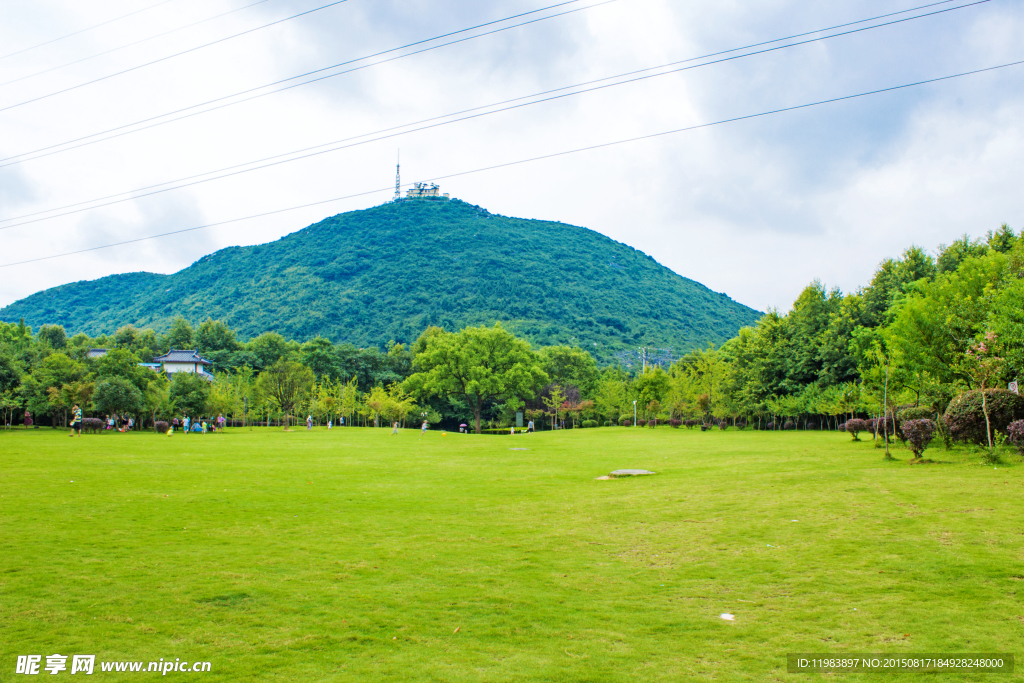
[610,469,656,477]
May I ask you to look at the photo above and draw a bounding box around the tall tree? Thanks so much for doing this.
[405,324,547,433]
[255,359,314,429]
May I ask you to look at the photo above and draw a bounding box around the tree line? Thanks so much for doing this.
[2,223,1022,449]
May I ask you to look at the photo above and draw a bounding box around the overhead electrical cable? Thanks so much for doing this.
[0,0,354,113]
[0,0,608,166]
[0,0,279,89]
[0,0,182,62]
[3,57,1021,270]
[0,0,990,230]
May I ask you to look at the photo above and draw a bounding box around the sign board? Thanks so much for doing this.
[516,412,524,428]
[1010,382,1019,395]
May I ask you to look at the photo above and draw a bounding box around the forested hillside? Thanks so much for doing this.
[0,198,759,360]
[710,224,1024,424]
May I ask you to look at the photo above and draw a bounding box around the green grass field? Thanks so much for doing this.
[1,426,1022,681]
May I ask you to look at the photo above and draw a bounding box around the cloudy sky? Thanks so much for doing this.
[1,0,1021,314]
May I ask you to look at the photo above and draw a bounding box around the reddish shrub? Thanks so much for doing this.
[845,418,868,440]
[901,419,936,458]
[943,389,1024,445]
[1006,419,1024,455]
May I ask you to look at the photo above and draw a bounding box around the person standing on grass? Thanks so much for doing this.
[218,413,226,432]
[421,420,428,435]
[69,404,82,437]
[183,415,190,434]
[527,419,534,434]
[392,421,400,435]
[307,414,313,430]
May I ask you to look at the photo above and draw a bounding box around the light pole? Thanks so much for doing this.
[633,400,637,427]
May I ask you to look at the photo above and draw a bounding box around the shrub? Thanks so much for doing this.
[901,419,936,458]
[864,418,876,433]
[155,421,169,434]
[648,418,657,428]
[845,418,868,440]
[669,419,681,428]
[766,421,776,430]
[636,419,648,427]
[1006,420,1024,455]
[603,420,612,427]
[875,416,897,437]
[619,417,632,426]
[943,389,1024,445]
[719,421,728,430]
[736,420,746,429]
[81,417,103,433]
[783,421,795,430]
[582,419,598,428]
[898,406,933,422]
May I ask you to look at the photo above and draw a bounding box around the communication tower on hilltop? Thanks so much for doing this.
[393,151,401,202]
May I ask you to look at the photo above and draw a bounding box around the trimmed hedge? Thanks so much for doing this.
[898,406,934,422]
[582,420,598,428]
[155,421,169,434]
[943,389,1024,445]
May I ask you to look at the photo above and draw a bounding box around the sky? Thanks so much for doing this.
[0,0,1022,316]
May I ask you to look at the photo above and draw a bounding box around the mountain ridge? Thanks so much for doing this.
[1,198,760,360]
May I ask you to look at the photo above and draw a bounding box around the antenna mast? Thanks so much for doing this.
[394,150,401,202]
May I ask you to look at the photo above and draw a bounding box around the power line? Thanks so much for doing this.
[0,0,605,167]
[0,0,182,62]
[3,57,1021,270]
[0,0,988,230]
[0,0,354,114]
[0,0,279,89]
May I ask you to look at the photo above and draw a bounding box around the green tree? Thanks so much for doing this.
[163,316,195,350]
[143,378,172,431]
[93,348,149,391]
[537,346,599,396]
[405,324,547,434]
[301,337,338,379]
[248,332,292,370]
[255,359,314,429]
[36,324,67,350]
[93,378,144,418]
[634,366,670,418]
[169,372,212,418]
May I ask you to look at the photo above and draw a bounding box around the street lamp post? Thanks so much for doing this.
[633,400,637,427]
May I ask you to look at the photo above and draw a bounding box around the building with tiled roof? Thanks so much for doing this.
[153,349,214,381]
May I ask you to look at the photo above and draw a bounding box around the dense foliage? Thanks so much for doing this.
[4,219,1023,457]
[942,389,1024,445]
[0,199,759,361]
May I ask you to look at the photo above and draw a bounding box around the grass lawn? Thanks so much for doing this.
[1,426,1022,681]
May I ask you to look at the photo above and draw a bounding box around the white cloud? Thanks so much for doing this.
[1,0,1022,316]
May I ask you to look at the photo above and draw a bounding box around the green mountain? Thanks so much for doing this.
[1,198,760,360]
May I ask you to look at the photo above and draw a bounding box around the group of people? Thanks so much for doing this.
[170,414,227,434]
[65,405,134,436]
